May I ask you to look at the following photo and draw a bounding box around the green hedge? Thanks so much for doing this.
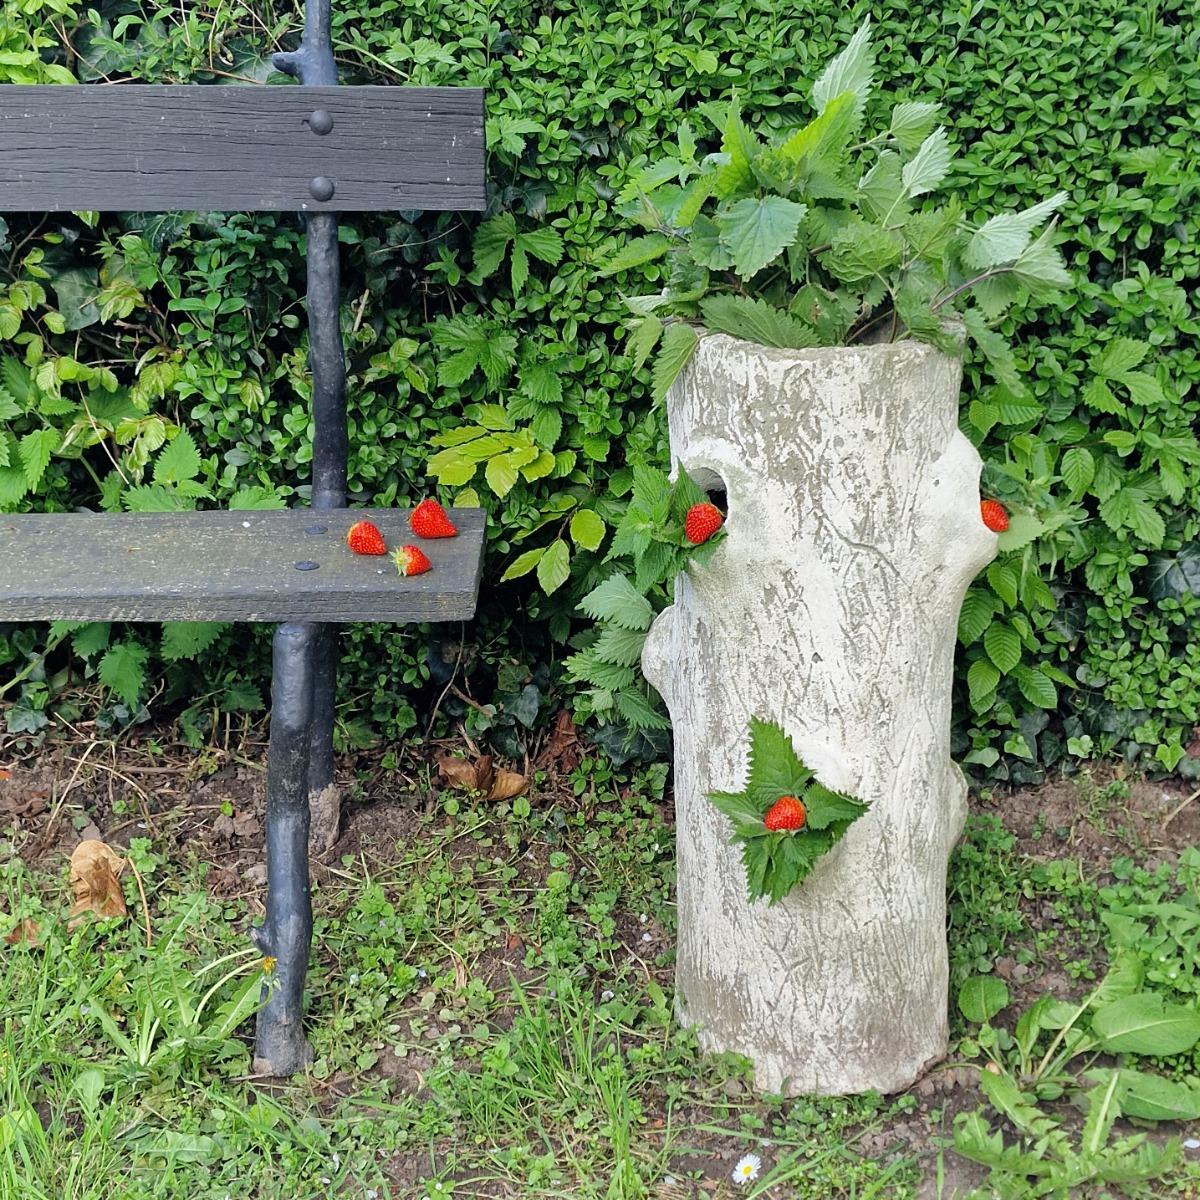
[1,0,1197,782]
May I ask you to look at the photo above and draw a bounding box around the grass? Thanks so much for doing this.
[1,749,1199,1197]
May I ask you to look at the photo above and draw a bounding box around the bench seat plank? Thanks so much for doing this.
[0,508,484,623]
[0,86,485,213]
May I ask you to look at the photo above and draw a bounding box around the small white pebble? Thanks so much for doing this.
[348,973,359,985]
[664,1178,677,1187]
[332,1153,340,1170]
[242,521,251,528]
[601,989,615,1001]
[418,968,427,978]
[641,932,652,943]
[638,913,648,924]
[1185,1137,1200,1150]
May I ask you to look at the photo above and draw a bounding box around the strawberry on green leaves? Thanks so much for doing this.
[709,717,869,905]
[684,501,724,545]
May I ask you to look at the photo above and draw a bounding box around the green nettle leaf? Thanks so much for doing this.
[536,538,571,594]
[579,574,654,631]
[717,196,808,279]
[984,622,1022,674]
[1094,336,1150,378]
[1012,665,1057,710]
[625,314,664,373]
[958,975,1010,1023]
[888,100,941,151]
[823,221,903,282]
[598,234,673,276]
[1010,224,1072,291]
[958,590,996,645]
[651,322,700,404]
[613,686,671,731]
[153,430,202,485]
[161,622,227,662]
[811,17,874,119]
[901,127,952,197]
[699,295,816,349]
[18,427,58,490]
[709,717,868,905]
[962,192,1067,270]
[592,625,648,668]
[1060,447,1095,495]
[716,100,759,197]
[967,657,1001,705]
[98,641,149,709]
[471,211,517,278]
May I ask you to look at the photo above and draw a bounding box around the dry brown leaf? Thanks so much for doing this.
[68,839,128,928]
[488,769,527,802]
[437,754,526,802]
[4,918,39,945]
[436,754,480,791]
[0,768,11,781]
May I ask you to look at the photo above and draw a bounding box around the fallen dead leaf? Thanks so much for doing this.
[536,709,582,774]
[436,754,528,802]
[4,918,39,945]
[68,839,128,928]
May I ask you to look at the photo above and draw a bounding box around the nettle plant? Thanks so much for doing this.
[602,18,1072,404]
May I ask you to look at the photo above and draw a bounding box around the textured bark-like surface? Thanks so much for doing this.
[642,333,996,1096]
[0,86,485,213]
[0,508,485,624]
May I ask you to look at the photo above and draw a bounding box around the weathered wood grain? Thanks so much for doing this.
[0,86,485,212]
[0,508,485,623]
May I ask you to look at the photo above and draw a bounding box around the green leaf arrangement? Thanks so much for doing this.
[602,17,1073,403]
[710,718,869,904]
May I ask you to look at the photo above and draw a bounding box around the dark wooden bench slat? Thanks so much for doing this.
[0,86,485,212]
[0,509,484,624]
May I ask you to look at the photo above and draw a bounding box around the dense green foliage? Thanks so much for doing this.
[1,0,1197,779]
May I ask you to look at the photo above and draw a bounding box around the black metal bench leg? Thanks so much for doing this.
[252,621,317,1075]
[307,625,337,795]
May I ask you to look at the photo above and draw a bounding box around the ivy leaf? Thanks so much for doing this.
[716,196,807,279]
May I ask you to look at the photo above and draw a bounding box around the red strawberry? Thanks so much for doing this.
[409,498,458,539]
[980,499,1009,533]
[685,501,723,545]
[764,795,807,832]
[392,544,432,577]
[347,520,387,556]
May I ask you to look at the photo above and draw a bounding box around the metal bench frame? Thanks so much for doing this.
[0,0,486,1074]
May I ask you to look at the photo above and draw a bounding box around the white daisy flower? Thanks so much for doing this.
[732,1152,761,1185]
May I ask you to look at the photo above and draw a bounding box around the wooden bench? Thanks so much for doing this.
[0,0,486,1074]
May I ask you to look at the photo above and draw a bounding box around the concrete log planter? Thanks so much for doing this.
[642,331,998,1096]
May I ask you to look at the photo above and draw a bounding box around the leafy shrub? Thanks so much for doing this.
[1,0,1197,779]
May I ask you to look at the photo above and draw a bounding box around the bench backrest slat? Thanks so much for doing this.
[0,85,485,212]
